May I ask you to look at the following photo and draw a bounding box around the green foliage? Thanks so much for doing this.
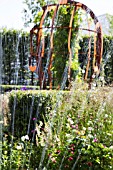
[1,28,31,85]
[23,0,57,26]
[23,1,83,86]
[80,35,113,84]
[2,82,113,169]
[2,136,42,169]
[22,0,113,85]
[52,7,82,86]
[107,14,113,36]
[23,0,44,26]
[1,28,113,86]
[0,85,40,92]
[102,36,113,83]
[4,89,68,138]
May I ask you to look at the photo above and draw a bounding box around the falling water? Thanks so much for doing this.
[22,38,49,169]
[26,34,53,169]
[1,2,106,170]
[0,27,72,169]
[0,30,3,170]
[37,7,94,169]
[9,33,21,170]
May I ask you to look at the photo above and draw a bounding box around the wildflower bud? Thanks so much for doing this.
[16,145,22,150]
[93,138,98,142]
[68,156,73,161]
[32,117,37,120]
[87,162,92,166]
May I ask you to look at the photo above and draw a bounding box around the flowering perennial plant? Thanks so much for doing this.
[1,82,113,169]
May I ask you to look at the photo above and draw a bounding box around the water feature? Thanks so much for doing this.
[9,33,21,169]
[2,1,113,170]
[0,30,3,170]
[1,26,66,170]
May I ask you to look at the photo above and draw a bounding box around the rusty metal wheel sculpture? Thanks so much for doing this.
[29,0,103,89]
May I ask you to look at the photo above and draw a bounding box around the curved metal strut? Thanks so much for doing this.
[29,0,103,89]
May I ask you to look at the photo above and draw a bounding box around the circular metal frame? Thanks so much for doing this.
[29,0,103,89]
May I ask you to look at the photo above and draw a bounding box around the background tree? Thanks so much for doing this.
[107,14,113,36]
[23,0,57,27]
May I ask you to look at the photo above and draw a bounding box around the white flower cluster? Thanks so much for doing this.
[21,135,29,141]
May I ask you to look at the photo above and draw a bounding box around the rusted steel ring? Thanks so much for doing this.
[29,0,103,89]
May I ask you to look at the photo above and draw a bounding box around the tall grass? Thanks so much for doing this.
[1,81,113,169]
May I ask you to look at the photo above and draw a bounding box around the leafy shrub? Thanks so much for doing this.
[4,89,68,138]
[1,82,113,169]
[0,85,40,93]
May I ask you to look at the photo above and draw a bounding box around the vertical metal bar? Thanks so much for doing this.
[36,7,48,88]
[84,16,91,80]
[48,5,59,89]
[30,31,33,55]
[29,1,103,89]
[93,24,97,71]
[93,22,103,73]
[37,8,48,56]
[41,36,45,58]
[96,22,103,66]
[68,6,76,84]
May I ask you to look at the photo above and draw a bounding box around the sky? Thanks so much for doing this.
[0,0,113,31]
[0,0,25,30]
